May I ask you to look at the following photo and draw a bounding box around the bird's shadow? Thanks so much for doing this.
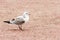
[6,28,28,32]
[6,29,23,32]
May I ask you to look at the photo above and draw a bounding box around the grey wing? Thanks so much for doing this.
[14,17,25,25]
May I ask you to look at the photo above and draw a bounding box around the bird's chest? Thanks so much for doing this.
[23,16,29,22]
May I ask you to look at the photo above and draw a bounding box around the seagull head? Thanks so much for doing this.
[23,12,30,15]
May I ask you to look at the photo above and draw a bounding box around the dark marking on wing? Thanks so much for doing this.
[12,19,15,21]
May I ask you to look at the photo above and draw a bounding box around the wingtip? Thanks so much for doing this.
[3,21,10,24]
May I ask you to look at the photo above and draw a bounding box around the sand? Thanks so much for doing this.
[0,0,60,40]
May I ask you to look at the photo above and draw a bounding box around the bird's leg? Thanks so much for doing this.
[18,25,23,31]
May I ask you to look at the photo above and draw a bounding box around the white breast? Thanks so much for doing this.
[24,15,29,23]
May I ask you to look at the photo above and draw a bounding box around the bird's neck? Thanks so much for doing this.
[23,14,29,22]
[23,14,29,18]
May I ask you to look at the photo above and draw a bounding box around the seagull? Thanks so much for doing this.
[3,12,30,31]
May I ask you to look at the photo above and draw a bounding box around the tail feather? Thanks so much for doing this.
[3,21,10,24]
